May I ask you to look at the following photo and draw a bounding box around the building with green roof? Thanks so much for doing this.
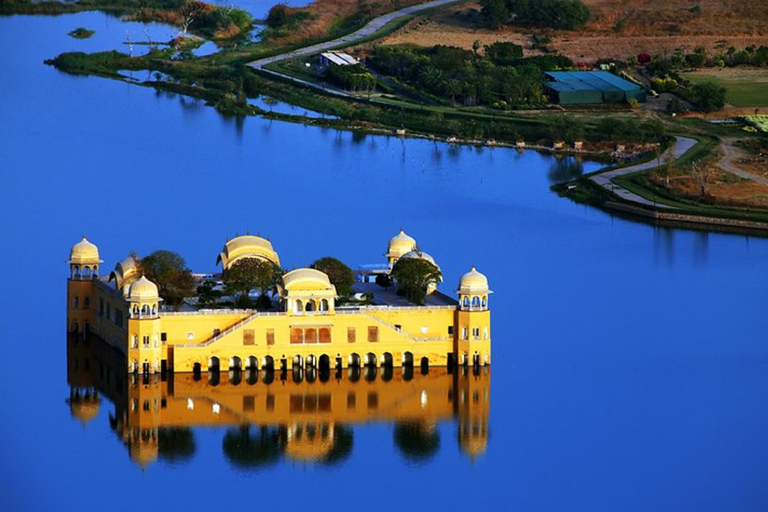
[545,71,647,105]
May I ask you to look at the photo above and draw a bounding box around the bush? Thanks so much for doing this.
[507,0,591,30]
[692,81,726,112]
[484,42,524,65]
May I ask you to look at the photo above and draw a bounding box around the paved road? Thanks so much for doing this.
[589,137,697,208]
[247,0,459,71]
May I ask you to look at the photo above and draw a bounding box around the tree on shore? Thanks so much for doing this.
[138,250,195,311]
[391,258,442,306]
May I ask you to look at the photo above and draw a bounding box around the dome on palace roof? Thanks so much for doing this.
[128,275,159,301]
[386,230,417,260]
[69,236,102,264]
[457,267,491,295]
[400,250,439,268]
[282,268,334,291]
[217,235,280,269]
[110,255,140,289]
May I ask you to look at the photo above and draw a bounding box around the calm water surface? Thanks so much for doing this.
[1,12,768,512]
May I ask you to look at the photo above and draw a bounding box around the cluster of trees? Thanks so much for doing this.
[480,0,591,30]
[222,258,282,308]
[265,3,311,29]
[324,64,377,93]
[370,44,572,108]
[220,256,355,309]
[647,45,768,74]
[137,250,196,311]
[130,0,253,39]
[391,258,442,306]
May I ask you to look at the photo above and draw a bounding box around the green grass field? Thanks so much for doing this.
[684,69,768,107]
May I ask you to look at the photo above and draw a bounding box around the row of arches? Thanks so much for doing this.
[199,352,429,372]
[70,265,99,279]
[461,294,488,310]
[191,353,431,383]
[293,298,330,314]
[192,362,426,385]
[131,303,158,318]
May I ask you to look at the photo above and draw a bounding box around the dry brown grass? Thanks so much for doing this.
[269,0,426,45]
[383,0,768,62]
[651,167,768,208]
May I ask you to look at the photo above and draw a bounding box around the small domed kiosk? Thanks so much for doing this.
[457,266,492,311]
[456,266,491,366]
[279,268,337,315]
[386,230,417,267]
[68,236,103,279]
[127,275,161,318]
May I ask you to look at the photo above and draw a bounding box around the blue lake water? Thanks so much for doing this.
[1,10,768,512]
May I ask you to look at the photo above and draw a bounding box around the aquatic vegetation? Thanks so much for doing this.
[68,27,95,39]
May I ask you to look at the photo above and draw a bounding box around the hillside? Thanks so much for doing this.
[382,0,768,61]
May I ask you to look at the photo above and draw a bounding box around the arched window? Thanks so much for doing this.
[73,296,79,309]
[306,300,316,312]
[471,296,480,307]
[141,305,150,316]
[482,296,487,308]
[294,299,303,314]
[462,296,470,308]
[320,299,329,312]
[151,304,157,315]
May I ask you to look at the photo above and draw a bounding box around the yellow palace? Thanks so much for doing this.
[66,231,492,375]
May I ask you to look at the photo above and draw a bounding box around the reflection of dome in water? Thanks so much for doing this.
[387,230,417,261]
[457,266,491,295]
[69,236,102,264]
[70,399,99,427]
[128,275,159,300]
[459,434,488,459]
[130,443,159,469]
[217,235,280,269]
[458,423,488,459]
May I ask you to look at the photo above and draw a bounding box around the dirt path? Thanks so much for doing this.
[718,138,768,186]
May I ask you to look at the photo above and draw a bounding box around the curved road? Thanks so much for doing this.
[589,137,697,208]
[247,0,459,71]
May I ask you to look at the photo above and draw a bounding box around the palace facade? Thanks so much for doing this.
[66,231,492,375]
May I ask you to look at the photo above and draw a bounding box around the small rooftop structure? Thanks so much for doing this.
[545,71,646,105]
[320,52,358,67]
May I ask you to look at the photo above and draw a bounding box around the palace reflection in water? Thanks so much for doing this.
[68,334,490,468]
